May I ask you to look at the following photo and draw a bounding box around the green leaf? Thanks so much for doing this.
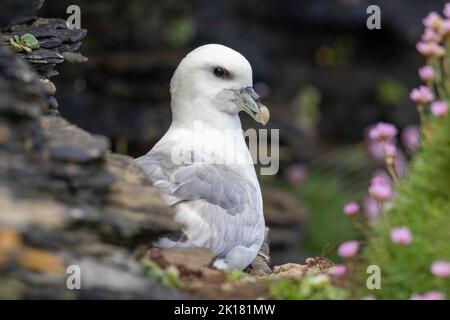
[21,33,39,49]
[9,38,24,52]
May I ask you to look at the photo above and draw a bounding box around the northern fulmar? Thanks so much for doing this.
[136,44,270,270]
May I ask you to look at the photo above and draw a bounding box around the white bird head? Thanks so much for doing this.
[169,44,270,128]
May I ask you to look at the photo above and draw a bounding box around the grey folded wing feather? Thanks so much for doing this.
[135,151,258,216]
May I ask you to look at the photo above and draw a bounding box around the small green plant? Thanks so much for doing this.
[268,274,349,300]
[9,34,39,53]
[141,259,182,289]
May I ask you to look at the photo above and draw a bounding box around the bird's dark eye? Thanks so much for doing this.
[213,67,227,78]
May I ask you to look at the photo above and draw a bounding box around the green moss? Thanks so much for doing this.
[363,115,450,299]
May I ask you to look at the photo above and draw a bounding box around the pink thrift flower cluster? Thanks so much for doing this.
[343,202,359,217]
[421,28,441,43]
[411,291,446,300]
[416,41,445,57]
[390,226,413,245]
[430,260,450,278]
[430,101,449,117]
[418,65,435,82]
[360,296,376,300]
[369,175,393,203]
[383,144,397,158]
[423,12,443,30]
[337,241,359,258]
[445,3,450,18]
[368,122,398,142]
[416,9,450,58]
[333,264,347,277]
[413,6,450,118]
[409,85,434,104]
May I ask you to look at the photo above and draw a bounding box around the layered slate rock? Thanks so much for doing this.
[1,0,88,117]
[1,15,87,79]
[0,40,187,299]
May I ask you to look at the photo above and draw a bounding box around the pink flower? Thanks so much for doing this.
[423,12,443,30]
[285,163,308,184]
[333,264,347,277]
[416,41,445,57]
[337,240,359,258]
[431,101,448,117]
[390,227,413,245]
[371,170,392,186]
[418,66,435,82]
[401,125,420,151]
[363,197,380,220]
[430,260,450,278]
[422,291,446,300]
[441,19,450,36]
[421,28,441,43]
[411,291,446,300]
[444,3,450,18]
[409,85,434,104]
[343,202,359,216]
[369,177,393,202]
[361,296,376,300]
[368,122,398,142]
[370,175,388,186]
[384,144,397,158]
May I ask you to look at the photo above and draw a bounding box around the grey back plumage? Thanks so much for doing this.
[135,150,259,216]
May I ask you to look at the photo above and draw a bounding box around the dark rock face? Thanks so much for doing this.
[0,0,44,29]
[38,0,445,161]
[0,33,189,298]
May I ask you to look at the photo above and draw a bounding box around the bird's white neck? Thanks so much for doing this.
[161,115,253,169]
[171,98,243,131]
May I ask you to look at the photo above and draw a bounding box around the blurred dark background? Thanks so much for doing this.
[39,0,446,264]
[41,0,444,155]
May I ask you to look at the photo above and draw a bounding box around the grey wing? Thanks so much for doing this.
[135,151,258,216]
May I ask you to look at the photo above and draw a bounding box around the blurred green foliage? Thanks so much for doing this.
[315,35,357,67]
[296,85,322,133]
[298,170,359,257]
[165,17,195,47]
[296,145,376,257]
[375,77,407,106]
[141,259,182,289]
